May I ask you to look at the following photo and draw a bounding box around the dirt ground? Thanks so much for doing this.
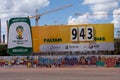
[0,67,120,80]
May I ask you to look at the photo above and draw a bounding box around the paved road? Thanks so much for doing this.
[0,68,120,80]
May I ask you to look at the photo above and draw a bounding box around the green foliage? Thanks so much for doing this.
[0,45,9,56]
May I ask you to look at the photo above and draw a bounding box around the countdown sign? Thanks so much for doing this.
[32,24,114,52]
[71,26,94,42]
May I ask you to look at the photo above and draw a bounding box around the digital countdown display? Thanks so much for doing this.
[32,24,114,52]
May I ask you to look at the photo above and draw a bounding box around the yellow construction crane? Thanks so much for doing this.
[28,4,73,26]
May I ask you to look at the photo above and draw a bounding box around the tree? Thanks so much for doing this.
[0,45,9,56]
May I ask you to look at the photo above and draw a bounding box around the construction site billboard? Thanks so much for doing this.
[32,24,114,52]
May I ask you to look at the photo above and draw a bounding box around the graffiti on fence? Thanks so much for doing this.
[0,55,120,68]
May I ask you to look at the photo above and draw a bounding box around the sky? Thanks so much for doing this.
[0,0,120,42]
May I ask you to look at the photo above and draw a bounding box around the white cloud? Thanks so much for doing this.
[112,8,120,28]
[0,0,49,18]
[0,0,50,43]
[67,11,109,25]
[91,2,119,12]
[83,0,119,4]
[92,12,108,19]
[68,13,91,25]
[68,0,120,25]
[83,0,120,18]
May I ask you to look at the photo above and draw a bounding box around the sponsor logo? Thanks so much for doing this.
[89,42,99,49]
[65,45,79,49]
[65,45,69,49]
[69,45,79,48]
[50,46,61,50]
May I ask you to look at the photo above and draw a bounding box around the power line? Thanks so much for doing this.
[74,13,120,16]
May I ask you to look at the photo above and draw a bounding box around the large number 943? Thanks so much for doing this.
[71,27,94,42]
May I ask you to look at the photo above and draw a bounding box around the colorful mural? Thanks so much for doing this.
[0,55,120,68]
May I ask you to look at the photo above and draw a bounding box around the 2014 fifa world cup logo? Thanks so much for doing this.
[16,26,24,39]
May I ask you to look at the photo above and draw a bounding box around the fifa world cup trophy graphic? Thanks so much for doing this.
[16,26,24,39]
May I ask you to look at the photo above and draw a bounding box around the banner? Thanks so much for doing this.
[32,24,114,52]
[8,17,33,55]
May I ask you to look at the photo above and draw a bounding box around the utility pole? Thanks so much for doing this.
[3,34,5,43]
[6,20,8,44]
[0,19,1,43]
[117,30,120,38]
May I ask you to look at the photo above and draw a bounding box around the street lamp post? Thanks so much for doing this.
[117,30,120,38]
